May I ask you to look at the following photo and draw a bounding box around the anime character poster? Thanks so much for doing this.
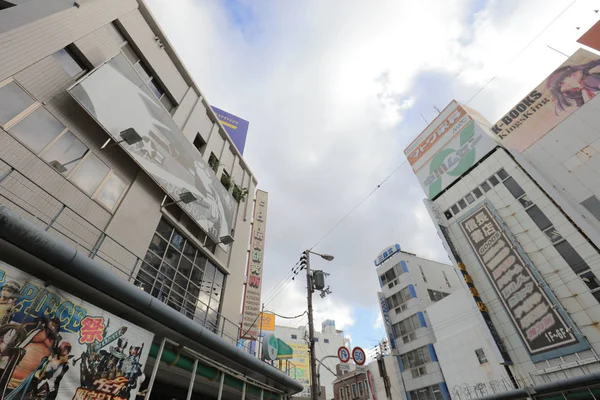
[492,48,600,152]
[0,260,154,400]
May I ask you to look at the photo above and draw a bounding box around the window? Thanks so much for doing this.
[220,170,232,190]
[358,381,364,396]
[70,153,110,196]
[193,133,207,155]
[122,43,175,113]
[365,380,369,395]
[291,334,297,339]
[444,210,452,220]
[40,131,88,175]
[412,366,427,378]
[518,194,534,208]
[324,338,330,343]
[346,386,350,398]
[503,177,525,199]
[458,199,467,210]
[451,204,460,214]
[526,205,552,231]
[475,348,488,364]
[409,384,444,400]
[580,271,600,291]
[581,195,600,223]
[351,383,357,397]
[208,152,219,173]
[489,175,499,186]
[134,217,225,329]
[543,227,563,243]
[392,313,421,341]
[387,286,413,310]
[400,346,432,369]
[95,172,127,210]
[465,193,475,204]
[53,46,86,78]
[339,387,344,400]
[380,267,397,286]
[473,187,483,198]
[481,181,491,192]
[443,271,451,287]
[0,81,35,125]
[9,106,66,153]
[497,168,508,181]
[314,337,319,342]
[554,240,589,274]
[428,289,449,302]
[419,265,427,282]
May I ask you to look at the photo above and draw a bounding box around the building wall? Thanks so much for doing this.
[367,356,405,400]
[0,0,258,338]
[430,147,600,384]
[333,371,370,400]
[375,250,459,398]
[427,288,513,397]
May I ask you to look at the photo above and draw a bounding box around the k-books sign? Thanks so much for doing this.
[460,204,587,360]
[0,260,154,400]
[492,48,600,152]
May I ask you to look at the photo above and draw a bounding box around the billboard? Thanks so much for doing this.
[577,20,600,52]
[258,312,275,332]
[212,107,249,155]
[68,53,235,243]
[491,48,600,152]
[284,343,310,397]
[0,260,154,400]
[240,190,268,339]
[414,119,497,199]
[460,203,587,360]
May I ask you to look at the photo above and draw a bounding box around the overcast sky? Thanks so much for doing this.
[145,0,599,354]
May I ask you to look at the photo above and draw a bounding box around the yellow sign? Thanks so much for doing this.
[258,312,275,331]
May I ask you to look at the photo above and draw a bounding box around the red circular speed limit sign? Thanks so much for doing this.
[338,346,350,363]
[352,346,366,365]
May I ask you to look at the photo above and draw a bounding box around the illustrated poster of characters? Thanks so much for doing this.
[0,261,154,400]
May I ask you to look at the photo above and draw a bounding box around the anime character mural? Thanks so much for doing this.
[547,58,600,113]
[0,261,154,400]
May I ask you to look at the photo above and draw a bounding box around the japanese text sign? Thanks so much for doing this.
[0,260,154,400]
[460,204,582,358]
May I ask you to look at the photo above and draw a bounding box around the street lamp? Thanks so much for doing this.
[302,249,334,400]
[161,191,198,207]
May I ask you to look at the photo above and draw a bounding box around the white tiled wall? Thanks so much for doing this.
[432,147,600,382]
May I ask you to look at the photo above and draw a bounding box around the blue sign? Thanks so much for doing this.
[379,293,397,350]
[374,244,401,266]
[212,106,250,155]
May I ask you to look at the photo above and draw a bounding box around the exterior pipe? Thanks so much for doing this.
[187,359,198,400]
[146,337,166,399]
[0,206,303,394]
[216,369,225,400]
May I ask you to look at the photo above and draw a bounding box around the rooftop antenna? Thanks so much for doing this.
[433,105,441,114]
[420,113,428,124]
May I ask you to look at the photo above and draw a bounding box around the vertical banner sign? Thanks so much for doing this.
[491,48,600,152]
[0,261,154,400]
[460,204,582,358]
[212,107,250,155]
[577,21,600,52]
[240,190,268,339]
[367,370,377,400]
[377,292,397,352]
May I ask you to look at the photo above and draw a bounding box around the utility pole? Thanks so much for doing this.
[304,250,319,400]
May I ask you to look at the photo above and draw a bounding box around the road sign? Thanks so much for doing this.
[338,346,350,363]
[352,346,366,366]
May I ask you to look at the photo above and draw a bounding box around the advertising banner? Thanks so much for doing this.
[460,203,586,360]
[377,292,397,352]
[0,260,153,400]
[578,21,600,52]
[240,190,268,339]
[258,312,275,332]
[415,120,497,199]
[286,343,310,397]
[492,48,600,152]
[68,53,235,243]
[212,107,249,155]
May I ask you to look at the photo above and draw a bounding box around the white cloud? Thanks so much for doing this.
[146,0,599,349]
[373,313,383,330]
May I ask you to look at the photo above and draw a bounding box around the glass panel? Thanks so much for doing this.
[163,245,181,268]
[581,196,600,223]
[133,61,151,82]
[481,181,491,192]
[0,81,35,125]
[122,43,140,65]
[173,273,188,294]
[148,234,168,258]
[497,168,508,181]
[171,231,185,251]
[160,94,174,113]
[518,194,534,208]
[451,204,460,214]
[183,241,196,260]
[465,194,475,204]
[9,107,65,153]
[473,188,483,198]
[156,219,173,241]
[53,48,83,78]
[159,261,176,280]
[96,173,126,210]
[41,131,88,175]
[544,227,563,243]
[458,199,467,210]
[581,271,600,290]
[503,177,525,199]
[526,205,552,231]
[144,251,162,273]
[177,256,193,279]
[489,175,499,186]
[148,79,164,99]
[69,153,109,195]
[212,270,224,302]
[554,240,589,274]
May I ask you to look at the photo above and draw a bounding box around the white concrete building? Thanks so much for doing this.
[375,245,462,400]
[274,320,346,399]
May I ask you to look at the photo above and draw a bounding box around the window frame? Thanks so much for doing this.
[53,44,89,79]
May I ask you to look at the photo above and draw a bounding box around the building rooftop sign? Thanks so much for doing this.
[374,244,401,266]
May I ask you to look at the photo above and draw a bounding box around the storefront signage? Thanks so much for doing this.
[0,260,153,400]
[460,204,582,358]
[374,244,401,267]
[240,190,268,339]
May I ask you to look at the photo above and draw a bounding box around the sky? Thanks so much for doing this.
[144,0,600,357]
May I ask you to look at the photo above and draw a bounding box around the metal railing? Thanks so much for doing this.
[0,158,257,355]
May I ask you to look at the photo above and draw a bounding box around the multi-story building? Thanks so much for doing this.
[0,1,301,399]
[374,244,462,400]
[333,367,371,400]
[274,320,346,399]
[408,47,600,398]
